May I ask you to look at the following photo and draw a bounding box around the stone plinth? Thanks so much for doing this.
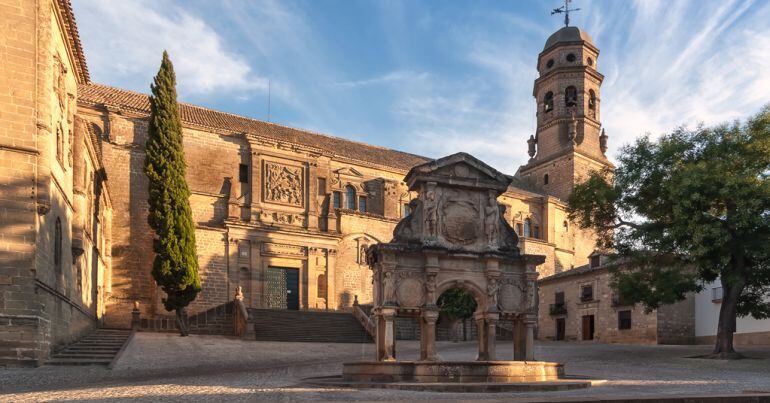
[343,360,564,383]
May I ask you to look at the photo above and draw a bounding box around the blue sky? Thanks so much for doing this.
[71,0,770,174]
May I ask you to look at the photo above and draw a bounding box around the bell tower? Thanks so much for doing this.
[517,26,613,200]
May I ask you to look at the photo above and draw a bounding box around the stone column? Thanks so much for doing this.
[525,321,536,361]
[376,307,397,361]
[513,319,526,361]
[486,316,498,361]
[420,308,439,361]
[475,313,488,361]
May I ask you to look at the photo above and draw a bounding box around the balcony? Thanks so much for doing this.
[549,303,567,316]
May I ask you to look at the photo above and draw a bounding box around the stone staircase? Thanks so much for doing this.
[249,308,372,343]
[47,328,131,366]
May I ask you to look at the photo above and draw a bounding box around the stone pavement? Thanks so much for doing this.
[2,332,770,401]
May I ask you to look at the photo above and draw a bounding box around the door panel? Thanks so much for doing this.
[556,318,565,341]
[285,268,299,310]
[265,267,300,310]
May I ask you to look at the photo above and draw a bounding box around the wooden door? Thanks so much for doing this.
[581,315,595,340]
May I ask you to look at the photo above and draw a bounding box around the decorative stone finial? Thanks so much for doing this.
[600,128,608,154]
[527,135,537,158]
[234,286,244,301]
[133,300,140,311]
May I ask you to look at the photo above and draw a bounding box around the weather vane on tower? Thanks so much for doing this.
[551,0,580,27]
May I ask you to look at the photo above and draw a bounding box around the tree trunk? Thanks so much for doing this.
[449,318,461,342]
[176,306,190,337]
[712,276,744,358]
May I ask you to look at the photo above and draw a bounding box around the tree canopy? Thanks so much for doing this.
[144,51,201,333]
[567,106,770,356]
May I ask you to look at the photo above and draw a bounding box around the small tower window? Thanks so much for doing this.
[587,57,594,66]
[588,89,597,112]
[546,59,554,69]
[565,86,578,108]
[345,185,357,210]
[543,174,549,185]
[238,164,249,183]
[566,53,576,62]
[544,91,554,113]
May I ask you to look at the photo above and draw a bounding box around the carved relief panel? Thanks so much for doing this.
[262,161,305,208]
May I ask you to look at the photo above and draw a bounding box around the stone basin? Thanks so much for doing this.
[343,360,564,383]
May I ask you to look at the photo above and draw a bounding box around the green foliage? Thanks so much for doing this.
[437,288,477,320]
[568,106,770,319]
[144,51,201,312]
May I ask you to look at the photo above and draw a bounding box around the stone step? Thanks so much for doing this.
[47,358,113,366]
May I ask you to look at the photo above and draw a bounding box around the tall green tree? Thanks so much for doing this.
[438,288,477,342]
[568,107,770,358]
[144,51,201,336]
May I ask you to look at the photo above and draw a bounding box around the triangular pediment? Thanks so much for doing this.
[404,152,511,193]
[334,167,364,178]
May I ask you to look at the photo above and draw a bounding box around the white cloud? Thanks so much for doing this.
[72,0,268,97]
[330,71,431,89]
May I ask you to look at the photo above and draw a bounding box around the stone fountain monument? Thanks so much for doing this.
[335,153,590,391]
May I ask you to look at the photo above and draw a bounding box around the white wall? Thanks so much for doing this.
[695,280,770,337]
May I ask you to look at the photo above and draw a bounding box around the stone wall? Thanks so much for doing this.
[657,296,696,344]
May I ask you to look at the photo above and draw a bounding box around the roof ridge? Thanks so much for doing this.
[83,83,428,161]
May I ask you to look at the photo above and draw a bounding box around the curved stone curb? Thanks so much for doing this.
[302,375,593,393]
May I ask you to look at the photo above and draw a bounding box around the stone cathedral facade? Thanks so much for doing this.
[1,1,622,365]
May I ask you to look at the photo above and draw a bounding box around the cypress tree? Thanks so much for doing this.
[144,51,201,336]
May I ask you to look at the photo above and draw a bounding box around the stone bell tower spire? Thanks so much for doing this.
[517,25,613,200]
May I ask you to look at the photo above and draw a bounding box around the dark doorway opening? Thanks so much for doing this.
[556,318,566,341]
[581,315,595,340]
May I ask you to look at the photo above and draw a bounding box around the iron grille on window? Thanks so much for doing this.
[618,310,632,330]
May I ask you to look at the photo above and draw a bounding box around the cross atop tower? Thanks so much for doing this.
[551,0,581,27]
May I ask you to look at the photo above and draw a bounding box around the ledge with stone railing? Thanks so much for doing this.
[352,295,375,338]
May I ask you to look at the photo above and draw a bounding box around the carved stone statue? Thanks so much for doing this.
[234,286,244,301]
[486,276,499,310]
[567,108,577,144]
[424,273,437,306]
[424,185,438,237]
[484,194,500,248]
[383,271,397,305]
[600,128,608,154]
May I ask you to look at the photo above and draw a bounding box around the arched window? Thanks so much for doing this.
[54,217,62,277]
[345,185,357,210]
[523,218,532,238]
[543,174,549,185]
[565,86,578,107]
[588,89,596,112]
[544,91,554,113]
[563,220,569,232]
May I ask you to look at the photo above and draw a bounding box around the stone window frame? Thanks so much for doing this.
[345,185,357,210]
[543,91,554,113]
[579,283,594,302]
[237,240,250,262]
[358,195,367,213]
[618,310,632,330]
[332,191,342,209]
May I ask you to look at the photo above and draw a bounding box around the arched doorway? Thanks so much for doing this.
[436,287,478,361]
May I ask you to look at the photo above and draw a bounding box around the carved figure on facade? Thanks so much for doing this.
[567,107,578,144]
[383,270,397,305]
[423,183,438,237]
[484,192,500,248]
[264,162,303,206]
[53,53,68,110]
[486,276,499,311]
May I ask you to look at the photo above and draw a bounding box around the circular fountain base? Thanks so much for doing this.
[303,361,593,392]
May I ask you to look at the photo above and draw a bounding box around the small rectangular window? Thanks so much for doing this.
[332,191,341,209]
[317,178,326,195]
[590,255,601,268]
[712,287,723,303]
[239,164,249,183]
[580,285,593,302]
[533,225,540,239]
[555,291,565,305]
[618,310,632,330]
[237,241,249,260]
[516,223,523,236]
[358,196,367,213]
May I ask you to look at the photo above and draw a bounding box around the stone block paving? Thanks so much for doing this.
[2,332,770,401]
